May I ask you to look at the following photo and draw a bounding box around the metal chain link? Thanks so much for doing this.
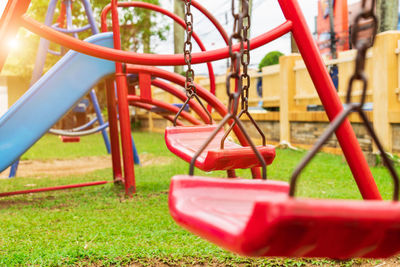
[189,0,267,180]
[240,0,251,112]
[183,0,195,98]
[226,0,245,114]
[223,0,266,148]
[173,0,212,126]
[346,0,377,104]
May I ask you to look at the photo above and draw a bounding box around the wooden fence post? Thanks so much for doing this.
[372,31,400,152]
[279,54,300,143]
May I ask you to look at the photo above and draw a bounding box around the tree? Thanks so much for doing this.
[173,0,184,74]
[85,0,170,52]
[2,0,170,78]
[258,51,284,71]
[376,0,399,32]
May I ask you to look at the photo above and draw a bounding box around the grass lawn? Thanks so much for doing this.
[0,132,398,266]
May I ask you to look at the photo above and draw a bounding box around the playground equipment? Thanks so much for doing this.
[8,0,109,177]
[31,0,111,145]
[169,0,400,259]
[0,33,115,196]
[2,0,400,260]
[0,0,381,197]
[0,0,230,196]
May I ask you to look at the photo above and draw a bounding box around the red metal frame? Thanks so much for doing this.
[100,1,225,103]
[277,0,380,199]
[0,181,110,197]
[56,1,67,29]
[0,0,381,200]
[105,79,123,182]
[131,102,185,126]
[128,95,202,125]
[19,15,292,66]
[0,0,31,69]
[110,0,136,196]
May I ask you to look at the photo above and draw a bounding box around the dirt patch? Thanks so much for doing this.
[0,154,173,179]
[139,153,173,167]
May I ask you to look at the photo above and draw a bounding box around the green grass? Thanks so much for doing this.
[0,132,398,266]
[21,134,109,160]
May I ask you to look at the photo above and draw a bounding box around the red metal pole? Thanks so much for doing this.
[56,1,67,29]
[0,0,31,71]
[105,79,123,182]
[111,0,135,196]
[0,181,110,197]
[278,0,381,200]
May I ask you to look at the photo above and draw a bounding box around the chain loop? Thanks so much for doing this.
[347,0,377,104]
[173,0,213,126]
[183,0,194,95]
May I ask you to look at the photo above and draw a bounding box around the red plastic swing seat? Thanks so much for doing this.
[169,175,400,259]
[165,125,276,171]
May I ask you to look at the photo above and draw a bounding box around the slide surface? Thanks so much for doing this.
[0,32,115,172]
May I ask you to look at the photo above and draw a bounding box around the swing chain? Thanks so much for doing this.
[346,0,377,104]
[222,0,266,148]
[173,0,213,126]
[183,0,195,98]
[227,0,245,114]
[241,0,250,112]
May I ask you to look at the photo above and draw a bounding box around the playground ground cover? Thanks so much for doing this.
[0,132,399,266]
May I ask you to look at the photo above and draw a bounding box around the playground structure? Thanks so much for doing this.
[8,0,113,178]
[1,0,400,259]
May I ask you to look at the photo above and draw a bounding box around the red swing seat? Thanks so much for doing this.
[165,125,276,171]
[169,175,400,259]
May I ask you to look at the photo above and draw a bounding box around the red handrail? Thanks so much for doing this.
[20,15,293,66]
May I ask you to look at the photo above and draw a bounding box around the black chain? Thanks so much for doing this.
[222,0,266,149]
[173,0,212,126]
[346,0,377,105]
[240,0,250,112]
[188,0,266,180]
[183,0,195,98]
[226,0,244,115]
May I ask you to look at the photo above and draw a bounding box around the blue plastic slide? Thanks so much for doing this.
[0,33,116,172]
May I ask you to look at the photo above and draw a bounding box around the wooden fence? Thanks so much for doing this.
[139,31,400,153]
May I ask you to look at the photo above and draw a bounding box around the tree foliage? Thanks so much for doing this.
[376,0,399,32]
[2,0,169,78]
[258,51,284,71]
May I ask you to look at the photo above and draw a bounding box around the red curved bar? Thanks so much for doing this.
[100,1,216,103]
[127,96,202,125]
[189,0,229,44]
[20,15,293,66]
[131,102,184,126]
[151,79,211,124]
[126,64,261,178]
[100,1,229,98]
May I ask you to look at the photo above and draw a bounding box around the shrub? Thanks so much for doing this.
[258,51,284,70]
